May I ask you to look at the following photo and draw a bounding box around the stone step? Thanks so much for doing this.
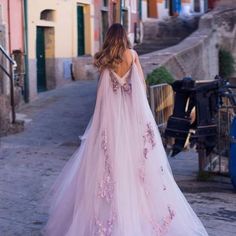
[134,38,183,55]
[143,21,159,41]
[142,16,200,41]
[16,113,32,124]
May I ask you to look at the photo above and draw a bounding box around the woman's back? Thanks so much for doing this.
[112,49,133,78]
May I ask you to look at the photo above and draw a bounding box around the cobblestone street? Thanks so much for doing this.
[0,80,235,236]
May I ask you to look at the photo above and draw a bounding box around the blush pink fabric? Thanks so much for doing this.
[41,50,209,236]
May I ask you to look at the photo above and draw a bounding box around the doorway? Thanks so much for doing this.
[77,5,85,56]
[194,0,201,12]
[169,0,181,16]
[147,0,158,18]
[36,27,46,92]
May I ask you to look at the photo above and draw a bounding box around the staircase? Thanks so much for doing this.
[135,16,200,55]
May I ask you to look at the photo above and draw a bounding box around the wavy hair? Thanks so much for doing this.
[94,23,131,71]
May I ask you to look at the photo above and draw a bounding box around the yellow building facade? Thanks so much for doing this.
[27,0,95,100]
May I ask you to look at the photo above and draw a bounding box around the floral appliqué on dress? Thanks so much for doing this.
[138,122,156,191]
[95,130,116,235]
[97,130,115,203]
[139,123,176,234]
[94,210,116,236]
[109,70,132,94]
[150,205,176,235]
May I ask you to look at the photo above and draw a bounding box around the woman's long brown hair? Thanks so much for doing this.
[94,23,131,71]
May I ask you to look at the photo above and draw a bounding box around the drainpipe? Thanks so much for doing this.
[139,0,142,21]
[7,0,11,53]
[23,0,29,102]
[7,0,16,123]
[120,0,122,23]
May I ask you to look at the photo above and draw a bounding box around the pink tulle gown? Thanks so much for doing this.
[42,49,209,236]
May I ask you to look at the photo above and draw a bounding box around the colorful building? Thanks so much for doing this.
[26,0,141,100]
[0,0,25,95]
[142,0,170,20]
[1,1,141,103]
[26,0,94,99]
[142,0,185,20]
[142,0,208,20]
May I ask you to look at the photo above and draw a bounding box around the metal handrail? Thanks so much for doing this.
[0,45,16,66]
[0,44,17,123]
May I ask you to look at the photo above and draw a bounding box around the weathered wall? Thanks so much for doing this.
[212,6,236,78]
[0,0,24,52]
[0,12,10,136]
[0,94,10,136]
[139,6,236,81]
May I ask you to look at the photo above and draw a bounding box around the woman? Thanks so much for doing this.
[42,23,208,236]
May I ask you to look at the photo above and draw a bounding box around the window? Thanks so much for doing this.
[165,0,169,9]
[121,8,128,32]
[101,10,109,42]
[40,9,55,21]
[131,0,137,13]
[112,3,117,23]
[103,0,108,7]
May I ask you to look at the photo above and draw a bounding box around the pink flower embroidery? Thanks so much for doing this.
[138,122,156,192]
[94,211,116,236]
[109,71,132,94]
[150,206,176,235]
[98,131,115,203]
[96,131,116,235]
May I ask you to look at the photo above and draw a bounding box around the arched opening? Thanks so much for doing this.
[40,9,55,21]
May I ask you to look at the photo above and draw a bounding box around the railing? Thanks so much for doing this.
[148,83,174,132]
[0,44,17,123]
[206,97,236,175]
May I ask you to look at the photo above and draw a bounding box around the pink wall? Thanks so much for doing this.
[0,0,7,22]
[0,0,24,52]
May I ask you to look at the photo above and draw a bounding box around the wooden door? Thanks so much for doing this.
[148,0,158,18]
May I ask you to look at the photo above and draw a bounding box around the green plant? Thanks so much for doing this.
[146,66,175,86]
[197,171,212,182]
[219,49,235,79]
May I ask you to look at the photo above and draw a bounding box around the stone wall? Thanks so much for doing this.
[0,94,10,136]
[72,56,99,81]
[139,6,236,81]
[0,23,11,136]
[0,24,24,136]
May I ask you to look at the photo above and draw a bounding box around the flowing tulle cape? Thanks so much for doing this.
[42,53,208,236]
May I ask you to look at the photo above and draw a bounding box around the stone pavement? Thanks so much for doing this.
[0,80,235,236]
[170,151,236,236]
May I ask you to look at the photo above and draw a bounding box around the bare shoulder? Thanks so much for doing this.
[131,49,140,63]
[124,49,139,63]
[122,49,133,64]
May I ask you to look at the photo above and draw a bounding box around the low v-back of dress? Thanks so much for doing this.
[42,49,209,236]
[110,50,134,85]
